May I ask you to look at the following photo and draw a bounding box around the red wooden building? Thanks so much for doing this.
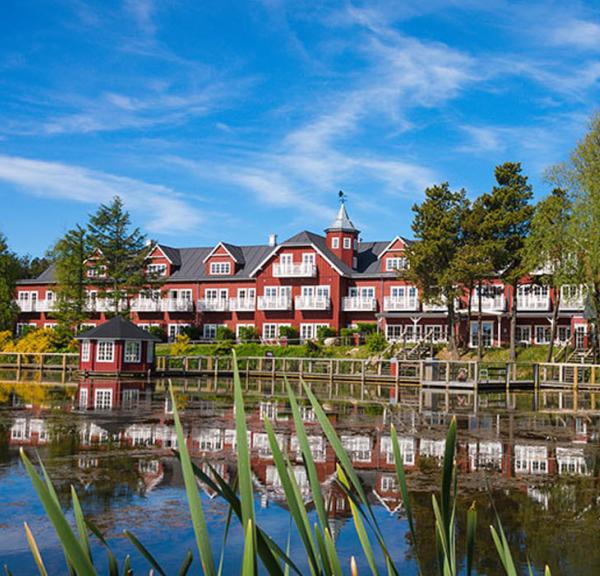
[76,316,161,375]
[14,200,589,349]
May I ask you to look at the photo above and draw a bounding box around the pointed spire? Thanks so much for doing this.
[326,196,359,233]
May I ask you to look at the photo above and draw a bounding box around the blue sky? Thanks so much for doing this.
[1,1,599,256]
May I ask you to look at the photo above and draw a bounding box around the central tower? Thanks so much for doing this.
[325,195,359,269]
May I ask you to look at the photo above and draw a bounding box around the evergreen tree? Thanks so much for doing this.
[451,198,497,358]
[50,225,91,331]
[0,233,21,331]
[87,196,148,315]
[407,183,469,358]
[481,162,534,361]
[523,188,574,361]
[548,114,600,358]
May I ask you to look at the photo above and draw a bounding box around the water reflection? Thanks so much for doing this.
[2,376,600,574]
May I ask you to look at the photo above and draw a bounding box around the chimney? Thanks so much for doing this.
[268,233,278,247]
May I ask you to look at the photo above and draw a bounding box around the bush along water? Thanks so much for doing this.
[13,352,553,575]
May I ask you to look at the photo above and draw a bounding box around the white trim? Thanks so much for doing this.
[209,261,231,275]
[377,236,407,259]
[96,340,115,363]
[146,243,174,264]
[124,340,141,363]
[202,242,240,263]
[249,242,345,277]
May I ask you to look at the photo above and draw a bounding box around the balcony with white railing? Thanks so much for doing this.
[384,296,419,311]
[517,294,550,311]
[196,298,227,312]
[17,299,56,312]
[229,297,256,312]
[273,263,317,278]
[422,298,448,312]
[342,296,377,311]
[131,298,162,312]
[295,295,330,310]
[470,294,506,312]
[560,286,586,310]
[257,295,293,310]
[85,298,122,312]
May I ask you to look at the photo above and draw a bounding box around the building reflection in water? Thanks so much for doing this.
[1,376,599,524]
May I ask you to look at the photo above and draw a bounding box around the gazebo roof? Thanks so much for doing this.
[76,317,162,342]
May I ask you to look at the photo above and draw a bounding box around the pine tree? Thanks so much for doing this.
[523,188,574,361]
[88,196,148,315]
[407,183,469,358]
[481,162,534,361]
[0,233,21,331]
[51,225,91,331]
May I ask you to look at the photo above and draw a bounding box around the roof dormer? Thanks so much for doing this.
[203,242,243,276]
[378,236,409,273]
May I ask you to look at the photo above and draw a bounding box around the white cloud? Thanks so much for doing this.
[549,17,600,49]
[123,0,156,36]
[0,155,203,234]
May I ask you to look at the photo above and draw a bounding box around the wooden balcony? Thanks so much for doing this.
[273,263,317,278]
[295,295,330,310]
[342,296,377,311]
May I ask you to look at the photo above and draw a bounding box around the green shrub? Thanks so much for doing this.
[339,327,358,345]
[317,326,336,342]
[180,325,203,340]
[237,326,259,342]
[303,339,322,357]
[278,325,299,341]
[216,326,236,341]
[356,322,377,335]
[147,325,167,342]
[365,331,387,353]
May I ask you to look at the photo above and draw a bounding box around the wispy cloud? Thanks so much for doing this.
[548,17,600,50]
[123,0,157,36]
[0,155,203,234]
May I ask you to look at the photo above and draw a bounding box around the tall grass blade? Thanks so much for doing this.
[303,381,397,575]
[232,351,256,560]
[20,449,95,576]
[123,555,132,576]
[338,465,380,576]
[178,550,194,576]
[441,417,457,536]
[123,530,167,576]
[217,495,235,576]
[23,522,48,576]
[466,503,477,576]
[264,418,320,575]
[169,382,216,576]
[324,527,343,576]
[390,426,418,556]
[85,519,119,576]
[71,486,92,563]
[490,525,517,576]
[3,567,13,576]
[242,520,255,576]
[285,379,328,531]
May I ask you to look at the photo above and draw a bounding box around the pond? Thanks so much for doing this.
[1,374,599,574]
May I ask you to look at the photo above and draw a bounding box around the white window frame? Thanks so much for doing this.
[535,325,551,345]
[79,388,88,409]
[236,323,255,337]
[516,325,531,345]
[124,340,141,363]
[343,237,351,249]
[469,321,494,348]
[94,388,113,410]
[210,261,231,275]
[147,263,167,276]
[96,340,114,363]
[280,254,293,265]
[331,237,339,249]
[557,326,571,344]
[203,324,223,339]
[302,252,316,265]
[386,257,407,272]
[81,340,90,362]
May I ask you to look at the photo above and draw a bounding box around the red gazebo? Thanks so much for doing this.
[76,317,161,375]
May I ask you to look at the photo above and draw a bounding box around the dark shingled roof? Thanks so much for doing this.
[76,316,162,341]
[17,234,414,284]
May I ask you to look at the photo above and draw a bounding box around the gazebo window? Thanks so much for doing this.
[96,340,114,363]
[124,341,141,363]
[81,340,90,362]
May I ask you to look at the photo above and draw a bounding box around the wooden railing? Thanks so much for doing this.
[0,351,79,371]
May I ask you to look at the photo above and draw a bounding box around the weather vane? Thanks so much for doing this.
[338,190,347,204]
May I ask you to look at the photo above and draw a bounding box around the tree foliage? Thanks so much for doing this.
[0,233,22,331]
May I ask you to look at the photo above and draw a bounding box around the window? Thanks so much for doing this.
[236,323,255,337]
[96,340,114,362]
[302,253,315,265]
[210,261,231,275]
[349,286,375,298]
[557,326,571,344]
[535,325,551,344]
[81,340,90,362]
[343,237,351,249]
[386,257,407,271]
[79,388,88,409]
[262,324,290,339]
[168,324,190,340]
[94,389,113,410]
[124,340,141,363]
[205,288,228,300]
[516,326,531,344]
[203,324,221,339]
[470,321,493,348]
[147,263,167,276]
[331,237,339,249]
[280,254,293,265]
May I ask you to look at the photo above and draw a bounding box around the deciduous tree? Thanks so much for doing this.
[0,233,20,331]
